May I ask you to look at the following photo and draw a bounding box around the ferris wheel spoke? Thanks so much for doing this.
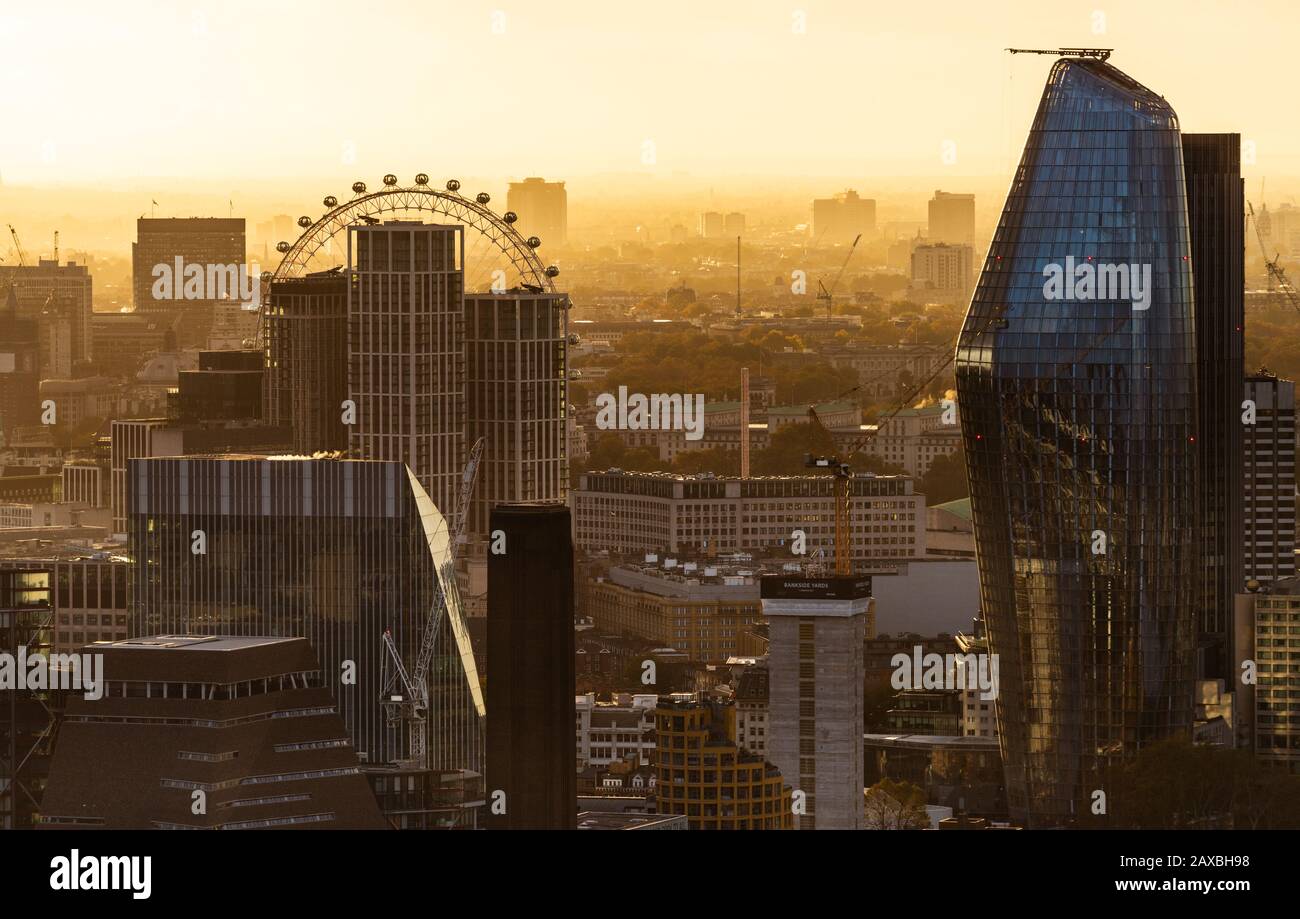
[464,229,502,293]
[257,178,555,346]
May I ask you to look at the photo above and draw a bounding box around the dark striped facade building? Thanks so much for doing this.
[128,456,485,788]
[1183,132,1245,681]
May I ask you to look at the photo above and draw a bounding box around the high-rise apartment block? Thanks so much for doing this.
[927,191,976,245]
[1244,373,1297,582]
[762,575,869,830]
[348,222,465,519]
[812,190,875,243]
[0,285,41,438]
[464,291,569,544]
[1234,580,1300,773]
[0,258,93,366]
[699,211,724,239]
[265,268,349,453]
[910,243,974,302]
[507,177,567,248]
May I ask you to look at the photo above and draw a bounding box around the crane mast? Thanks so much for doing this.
[816,233,861,319]
[8,225,29,267]
[379,436,485,770]
[1248,201,1300,313]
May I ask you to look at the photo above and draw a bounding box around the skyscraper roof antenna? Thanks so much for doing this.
[1006,47,1112,61]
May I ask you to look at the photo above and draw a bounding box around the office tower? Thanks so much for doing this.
[761,575,870,830]
[61,459,105,508]
[486,504,575,829]
[506,177,567,247]
[573,470,923,563]
[812,190,876,243]
[910,243,974,301]
[724,212,746,237]
[110,419,168,534]
[699,211,724,239]
[91,311,181,376]
[582,560,763,660]
[170,349,264,423]
[109,358,289,537]
[653,693,793,830]
[463,291,569,544]
[0,285,41,438]
[254,214,296,254]
[1265,203,1300,258]
[574,693,657,769]
[265,269,349,452]
[735,663,770,757]
[1184,134,1246,680]
[39,635,387,829]
[0,258,93,365]
[37,302,74,378]
[1244,373,1297,582]
[0,556,131,653]
[927,191,976,245]
[45,557,129,653]
[348,221,465,519]
[955,58,1198,827]
[129,455,486,827]
[132,217,245,311]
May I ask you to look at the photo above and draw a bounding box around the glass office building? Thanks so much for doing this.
[955,59,1198,826]
[130,455,485,778]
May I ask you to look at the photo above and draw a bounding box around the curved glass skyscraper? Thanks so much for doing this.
[955,58,1198,826]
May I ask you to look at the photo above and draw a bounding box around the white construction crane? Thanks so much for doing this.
[379,436,485,770]
[8,225,29,267]
[816,233,861,318]
[1248,201,1300,313]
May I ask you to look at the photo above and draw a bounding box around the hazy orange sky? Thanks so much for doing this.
[1,0,1294,187]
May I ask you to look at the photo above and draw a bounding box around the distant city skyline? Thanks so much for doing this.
[1,1,1297,188]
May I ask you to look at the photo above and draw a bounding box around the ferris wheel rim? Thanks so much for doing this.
[262,178,554,300]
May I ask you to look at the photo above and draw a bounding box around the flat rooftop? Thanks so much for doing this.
[864,733,1001,752]
[575,812,686,830]
[94,634,298,653]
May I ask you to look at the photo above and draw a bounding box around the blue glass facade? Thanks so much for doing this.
[955,60,1198,826]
